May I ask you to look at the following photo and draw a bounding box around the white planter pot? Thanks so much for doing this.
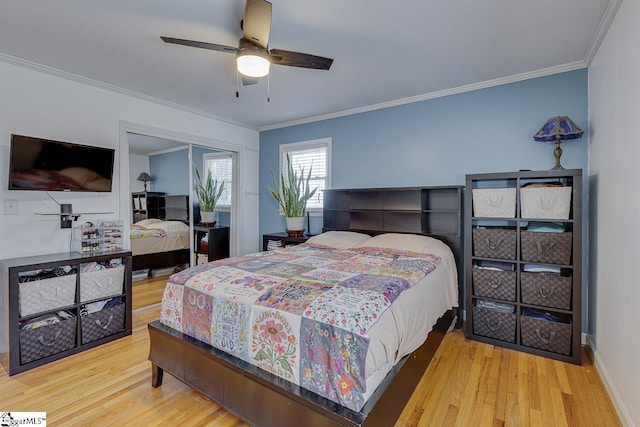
[285,216,305,233]
[200,211,216,225]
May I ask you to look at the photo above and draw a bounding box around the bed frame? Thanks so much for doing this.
[148,186,464,426]
[132,195,191,272]
[132,248,189,272]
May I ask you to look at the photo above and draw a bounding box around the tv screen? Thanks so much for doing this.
[8,134,115,192]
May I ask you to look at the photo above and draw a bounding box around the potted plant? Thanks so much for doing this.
[194,165,225,225]
[268,154,317,236]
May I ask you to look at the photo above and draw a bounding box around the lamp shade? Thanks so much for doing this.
[137,172,151,182]
[533,116,584,142]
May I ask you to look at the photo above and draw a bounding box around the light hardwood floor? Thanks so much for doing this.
[132,274,171,310]
[0,278,621,427]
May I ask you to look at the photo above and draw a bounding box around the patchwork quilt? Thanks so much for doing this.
[160,243,441,411]
[130,224,167,239]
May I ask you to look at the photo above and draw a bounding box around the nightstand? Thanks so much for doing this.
[262,232,311,251]
[194,224,230,264]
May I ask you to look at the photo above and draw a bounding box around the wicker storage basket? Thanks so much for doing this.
[520,186,572,219]
[521,231,572,264]
[472,228,517,260]
[81,303,126,344]
[80,266,124,302]
[473,269,516,301]
[19,316,77,364]
[472,306,516,343]
[19,274,77,317]
[472,188,516,218]
[521,272,572,310]
[521,314,572,355]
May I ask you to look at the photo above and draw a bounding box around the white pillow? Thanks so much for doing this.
[356,233,451,257]
[134,218,163,227]
[306,231,372,249]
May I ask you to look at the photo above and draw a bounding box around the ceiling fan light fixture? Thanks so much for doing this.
[236,53,270,78]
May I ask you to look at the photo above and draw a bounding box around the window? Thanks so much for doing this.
[279,138,331,213]
[203,153,233,209]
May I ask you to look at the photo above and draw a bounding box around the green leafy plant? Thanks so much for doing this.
[268,154,317,217]
[193,165,225,212]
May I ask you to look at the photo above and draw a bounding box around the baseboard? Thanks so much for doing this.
[586,335,635,427]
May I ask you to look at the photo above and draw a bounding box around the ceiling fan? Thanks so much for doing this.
[160,0,333,88]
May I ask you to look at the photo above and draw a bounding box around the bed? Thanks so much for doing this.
[131,219,190,272]
[148,186,463,426]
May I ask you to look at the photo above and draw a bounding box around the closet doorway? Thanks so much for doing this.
[121,126,239,310]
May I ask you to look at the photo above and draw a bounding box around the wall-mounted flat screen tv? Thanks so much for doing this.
[8,134,115,192]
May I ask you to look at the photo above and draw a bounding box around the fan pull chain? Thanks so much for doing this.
[236,70,240,98]
[267,73,270,102]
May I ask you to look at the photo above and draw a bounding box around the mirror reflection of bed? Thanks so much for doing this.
[131,216,190,310]
[127,133,235,311]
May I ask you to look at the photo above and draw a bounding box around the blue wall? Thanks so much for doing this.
[149,146,231,226]
[260,70,588,236]
[260,69,589,329]
[149,148,189,195]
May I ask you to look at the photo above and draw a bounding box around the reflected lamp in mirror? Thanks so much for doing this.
[533,116,584,170]
[137,172,152,191]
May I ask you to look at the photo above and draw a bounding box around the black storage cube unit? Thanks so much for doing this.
[473,269,517,301]
[472,307,516,343]
[472,228,517,260]
[2,250,133,376]
[521,272,572,310]
[19,316,77,364]
[81,303,126,344]
[466,170,582,365]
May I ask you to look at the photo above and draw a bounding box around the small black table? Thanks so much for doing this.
[262,232,311,251]
[194,224,230,264]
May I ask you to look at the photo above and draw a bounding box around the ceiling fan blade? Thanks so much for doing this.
[242,76,260,86]
[242,0,272,49]
[269,49,333,70]
[160,36,237,54]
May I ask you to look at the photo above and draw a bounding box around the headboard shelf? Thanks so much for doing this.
[322,185,464,263]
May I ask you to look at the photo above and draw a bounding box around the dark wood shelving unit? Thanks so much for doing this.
[465,169,582,365]
[131,191,165,222]
[193,225,229,265]
[323,186,464,264]
[1,250,133,375]
[165,195,189,222]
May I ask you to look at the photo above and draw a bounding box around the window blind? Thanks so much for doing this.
[204,154,232,206]
[283,145,327,209]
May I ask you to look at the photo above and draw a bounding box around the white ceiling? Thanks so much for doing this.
[127,133,188,155]
[0,0,614,131]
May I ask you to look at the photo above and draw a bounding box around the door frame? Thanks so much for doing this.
[118,121,243,258]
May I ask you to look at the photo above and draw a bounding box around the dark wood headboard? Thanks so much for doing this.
[164,194,189,222]
[322,186,464,318]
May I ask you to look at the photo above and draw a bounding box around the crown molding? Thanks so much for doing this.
[259,61,588,131]
[0,52,254,130]
[584,0,622,65]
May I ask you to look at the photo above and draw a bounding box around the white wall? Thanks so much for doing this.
[0,60,260,260]
[588,0,640,425]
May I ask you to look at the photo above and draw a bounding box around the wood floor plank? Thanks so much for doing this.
[132,274,170,310]
[0,277,622,426]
